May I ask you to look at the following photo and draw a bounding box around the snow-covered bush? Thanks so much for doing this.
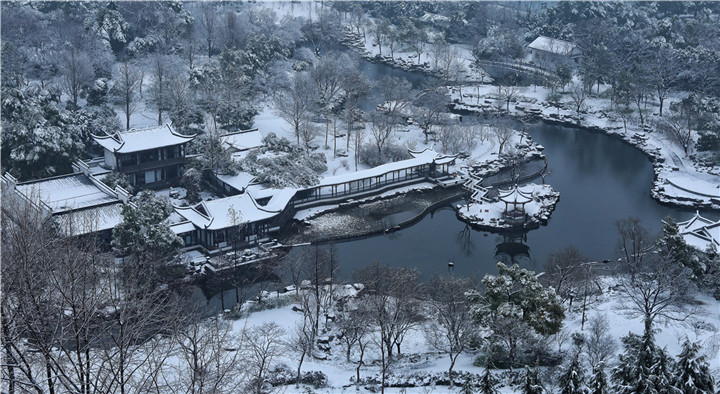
[240,136,327,188]
[102,171,133,194]
[265,364,328,388]
[358,143,411,168]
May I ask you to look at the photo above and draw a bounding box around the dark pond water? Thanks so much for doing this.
[318,60,719,280]
[326,121,718,281]
[207,55,718,308]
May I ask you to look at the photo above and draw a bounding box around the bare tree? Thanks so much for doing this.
[423,275,478,387]
[412,89,449,143]
[439,124,463,154]
[544,246,585,303]
[569,81,589,121]
[354,263,424,361]
[500,85,519,111]
[371,18,389,57]
[493,120,514,155]
[243,322,284,394]
[582,314,617,369]
[113,60,142,130]
[196,2,218,57]
[656,109,694,156]
[369,111,395,156]
[310,53,350,147]
[616,251,697,336]
[274,72,316,146]
[616,217,654,283]
[146,54,174,125]
[286,292,316,388]
[175,312,245,394]
[353,120,367,170]
[649,47,679,117]
[460,123,482,151]
[58,47,94,107]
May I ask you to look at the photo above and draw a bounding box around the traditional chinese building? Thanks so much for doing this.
[528,36,582,70]
[677,211,720,253]
[1,162,129,241]
[498,184,533,224]
[92,124,195,188]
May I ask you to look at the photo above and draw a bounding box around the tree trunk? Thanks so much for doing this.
[295,350,305,388]
[45,357,55,394]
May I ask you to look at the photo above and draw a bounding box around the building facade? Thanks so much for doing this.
[92,124,195,188]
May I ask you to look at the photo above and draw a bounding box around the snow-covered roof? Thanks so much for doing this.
[528,36,579,56]
[251,187,297,212]
[14,173,119,214]
[216,172,257,193]
[92,124,195,154]
[54,203,124,236]
[498,185,533,204]
[170,221,196,235]
[220,129,264,152]
[678,211,718,234]
[316,148,456,187]
[678,211,720,252]
[174,191,290,231]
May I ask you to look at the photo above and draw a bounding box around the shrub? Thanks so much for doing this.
[358,144,410,168]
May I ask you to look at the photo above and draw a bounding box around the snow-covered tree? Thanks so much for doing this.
[240,134,327,188]
[479,366,500,394]
[558,353,588,394]
[468,263,564,369]
[612,331,673,394]
[1,83,84,180]
[589,362,609,394]
[659,217,698,274]
[673,340,715,394]
[193,129,238,177]
[85,2,130,53]
[523,366,546,394]
[113,190,183,284]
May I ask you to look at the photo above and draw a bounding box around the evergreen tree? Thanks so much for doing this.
[523,366,545,394]
[479,365,499,394]
[589,362,609,394]
[659,217,697,276]
[612,332,660,394]
[461,379,477,394]
[651,347,677,393]
[559,353,588,394]
[113,190,183,285]
[673,340,715,394]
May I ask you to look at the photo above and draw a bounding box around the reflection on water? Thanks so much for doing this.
[322,122,718,281]
[495,233,531,266]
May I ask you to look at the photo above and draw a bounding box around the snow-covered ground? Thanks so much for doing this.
[457,183,560,230]
[447,83,720,210]
[219,274,720,393]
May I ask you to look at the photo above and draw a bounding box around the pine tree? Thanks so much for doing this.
[659,217,697,276]
[559,353,588,394]
[523,366,545,394]
[673,340,715,394]
[589,362,609,394]
[612,332,659,394]
[479,365,499,394]
[651,347,677,393]
[461,379,477,394]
